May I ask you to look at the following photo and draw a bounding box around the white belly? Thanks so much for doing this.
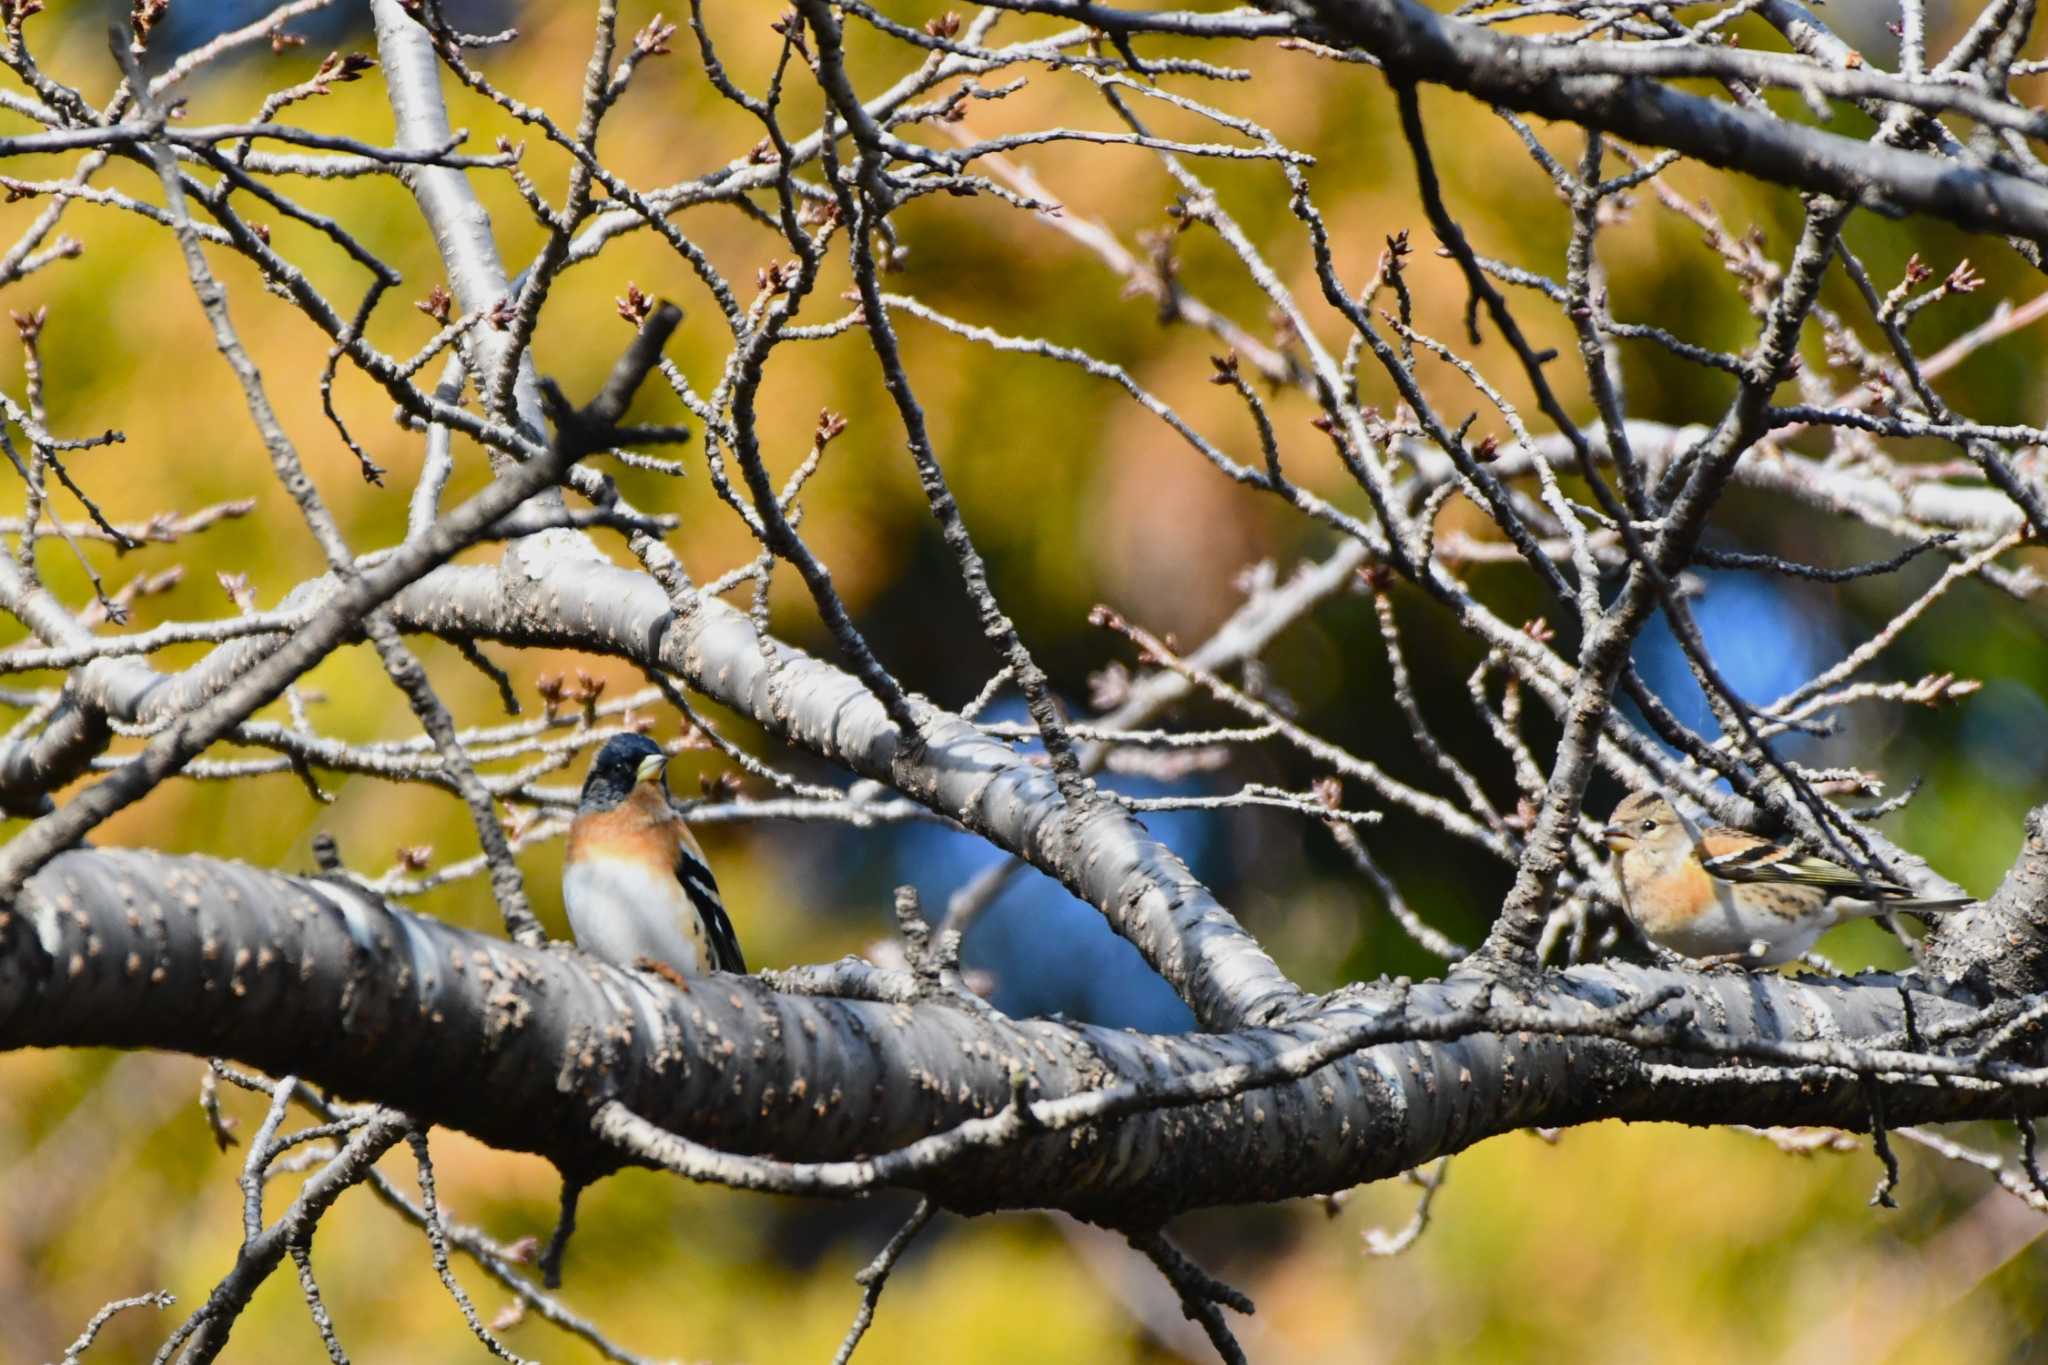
[563,860,706,974]
[1655,915,1826,966]
[1650,885,1831,965]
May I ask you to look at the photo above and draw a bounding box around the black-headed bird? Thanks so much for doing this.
[563,733,745,979]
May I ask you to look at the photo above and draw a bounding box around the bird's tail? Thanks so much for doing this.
[1850,894,1976,917]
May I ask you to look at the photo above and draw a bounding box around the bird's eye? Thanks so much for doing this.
[1640,819,1657,832]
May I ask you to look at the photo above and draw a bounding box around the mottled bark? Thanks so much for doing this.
[1291,0,2048,243]
[4,847,2044,1226]
[1925,806,2048,1000]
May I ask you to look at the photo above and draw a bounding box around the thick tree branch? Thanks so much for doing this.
[1289,0,2048,245]
[398,551,1300,1029]
[5,843,2048,1228]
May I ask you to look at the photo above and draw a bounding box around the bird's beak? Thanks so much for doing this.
[635,753,668,785]
[1601,823,1631,853]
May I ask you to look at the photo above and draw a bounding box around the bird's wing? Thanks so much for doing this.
[1697,827,1911,897]
[674,827,747,975]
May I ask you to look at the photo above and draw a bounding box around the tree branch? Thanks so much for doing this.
[1291,0,2048,245]
[6,842,2048,1228]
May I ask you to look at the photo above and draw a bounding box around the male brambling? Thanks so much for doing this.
[564,733,745,979]
[1602,790,1973,966]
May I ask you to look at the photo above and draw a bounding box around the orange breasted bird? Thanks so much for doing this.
[564,733,745,978]
[1602,790,1973,966]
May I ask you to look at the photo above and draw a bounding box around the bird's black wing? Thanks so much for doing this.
[1697,827,1912,897]
[675,840,747,975]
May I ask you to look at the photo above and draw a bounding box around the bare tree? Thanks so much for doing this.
[3,0,2048,1359]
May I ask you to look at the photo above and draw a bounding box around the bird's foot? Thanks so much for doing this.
[1691,952,1758,974]
[633,956,692,990]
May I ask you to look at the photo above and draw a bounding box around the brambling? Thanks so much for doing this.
[1602,790,1973,966]
[563,733,745,980]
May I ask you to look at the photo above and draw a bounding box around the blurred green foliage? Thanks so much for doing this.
[3,2,2048,1360]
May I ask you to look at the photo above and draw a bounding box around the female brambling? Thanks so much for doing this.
[563,733,745,979]
[1602,790,1973,966]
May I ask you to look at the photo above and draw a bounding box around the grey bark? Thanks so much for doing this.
[2,843,2043,1227]
[1291,0,2048,245]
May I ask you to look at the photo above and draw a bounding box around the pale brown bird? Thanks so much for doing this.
[1602,790,1973,966]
